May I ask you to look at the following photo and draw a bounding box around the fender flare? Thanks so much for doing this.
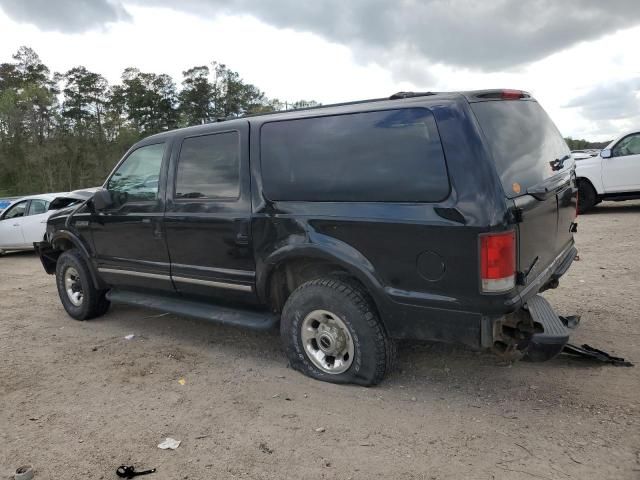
[257,237,390,318]
[50,230,105,289]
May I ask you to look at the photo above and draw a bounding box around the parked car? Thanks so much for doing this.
[36,89,578,385]
[0,191,92,254]
[575,130,640,212]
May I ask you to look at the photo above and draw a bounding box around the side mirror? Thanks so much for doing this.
[92,189,113,211]
[600,149,612,159]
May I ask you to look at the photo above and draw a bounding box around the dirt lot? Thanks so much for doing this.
[1,202,639,480]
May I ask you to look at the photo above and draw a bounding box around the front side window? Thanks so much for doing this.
[260,108,449,202]
[613,133,640,157]
[28,199,48,215]
[3,201,27,219]
[175,131,240,200]
[107,143,165,202]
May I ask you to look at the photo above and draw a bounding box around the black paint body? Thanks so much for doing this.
[43,92,577,349]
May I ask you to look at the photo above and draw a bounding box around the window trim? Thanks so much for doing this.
[172,129,242,203]
[258,107,451,204]
[612,132,640,158]
[104,141,167,204]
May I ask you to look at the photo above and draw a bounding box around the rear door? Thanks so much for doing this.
[21,198,50,244]
[470,98,576,284]
[164,122,256,301]
[603,132,640,192]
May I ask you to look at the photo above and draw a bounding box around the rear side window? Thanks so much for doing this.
[260,108,449,202]
[28,199,48,215]
[470,100,571,198]
[175,131,240,199]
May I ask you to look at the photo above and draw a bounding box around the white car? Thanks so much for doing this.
[0,193,65,254]
[575,130,640,213]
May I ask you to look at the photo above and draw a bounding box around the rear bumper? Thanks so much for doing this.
[509,242,577,308]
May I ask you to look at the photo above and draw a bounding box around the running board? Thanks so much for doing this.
[525,295,570,362]
[106,289,278,331]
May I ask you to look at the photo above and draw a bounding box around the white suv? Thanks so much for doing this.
[575,130,640,213]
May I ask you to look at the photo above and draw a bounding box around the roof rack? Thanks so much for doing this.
[214,91,439,123]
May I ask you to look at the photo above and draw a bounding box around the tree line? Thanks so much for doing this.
[564,137,610,151]
[0,46,318,196]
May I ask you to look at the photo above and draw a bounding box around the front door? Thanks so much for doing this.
[603,132,640,193]
[0,200,28,248]
[91,140,174,292]
[164,122,256,302]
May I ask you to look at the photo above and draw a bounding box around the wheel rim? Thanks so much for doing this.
[64,267,84,307]
[300,309,355,374]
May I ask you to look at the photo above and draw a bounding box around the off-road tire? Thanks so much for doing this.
[56,250,110,320]
[577,179,597,214]
[281,277,396,386]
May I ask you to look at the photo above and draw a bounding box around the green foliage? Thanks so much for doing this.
[564,137,611,150]
[0,47,318,196]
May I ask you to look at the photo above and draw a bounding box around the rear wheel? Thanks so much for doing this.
[577,179,597,214]
[55,250,110,320]
[280,277,395,386]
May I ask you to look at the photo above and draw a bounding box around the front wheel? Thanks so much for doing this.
[280,277,395,386]
[55,250,110,320]
[578,180,597,214]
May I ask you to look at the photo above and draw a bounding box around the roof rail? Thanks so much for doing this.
[389,91,436,100]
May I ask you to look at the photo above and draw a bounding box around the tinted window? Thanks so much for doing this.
[107,143,165,202]
[471,100,572,198]
[175,131,240,199]
[28,199,48,215]
[3,201,27,219]
[260,108,449,202]
[613,133,640,157]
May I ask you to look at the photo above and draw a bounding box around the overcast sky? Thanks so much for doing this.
[1,0,639,140]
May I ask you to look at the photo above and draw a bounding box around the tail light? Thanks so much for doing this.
[480,231,516,293]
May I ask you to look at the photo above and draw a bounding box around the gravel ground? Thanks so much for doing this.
[1,201,639,480]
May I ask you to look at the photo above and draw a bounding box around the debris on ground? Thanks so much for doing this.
[563,344,634,367]
[315,427,326,433]
[157,437,181,450]
[178,378,186,385]
[124,334,135,340]
[116,465,156,478]
[560,315,581,329]
[14,465,34,480]
[259,442,274,454]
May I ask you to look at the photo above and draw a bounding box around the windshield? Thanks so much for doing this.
[471,100,572,198]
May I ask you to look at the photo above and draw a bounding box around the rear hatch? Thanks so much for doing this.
[469,93,577,289]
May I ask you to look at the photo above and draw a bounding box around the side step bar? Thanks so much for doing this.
[525,295,570,362]
[106,289,279,331]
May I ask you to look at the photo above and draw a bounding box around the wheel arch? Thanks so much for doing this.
[49,230,105,289]
[259,243,388,322]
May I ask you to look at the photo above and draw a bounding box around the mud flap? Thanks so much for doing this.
[524,295,570,362]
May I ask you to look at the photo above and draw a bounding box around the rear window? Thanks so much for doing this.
[471,100,571,198]
[260,108,449,202]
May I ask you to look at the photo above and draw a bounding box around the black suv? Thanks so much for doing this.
[37,90,578,385]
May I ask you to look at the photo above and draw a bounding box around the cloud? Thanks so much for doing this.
[565,79,640,121]
[564,79,640,138]
[0,0,131,33]
[3,0,640,72]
